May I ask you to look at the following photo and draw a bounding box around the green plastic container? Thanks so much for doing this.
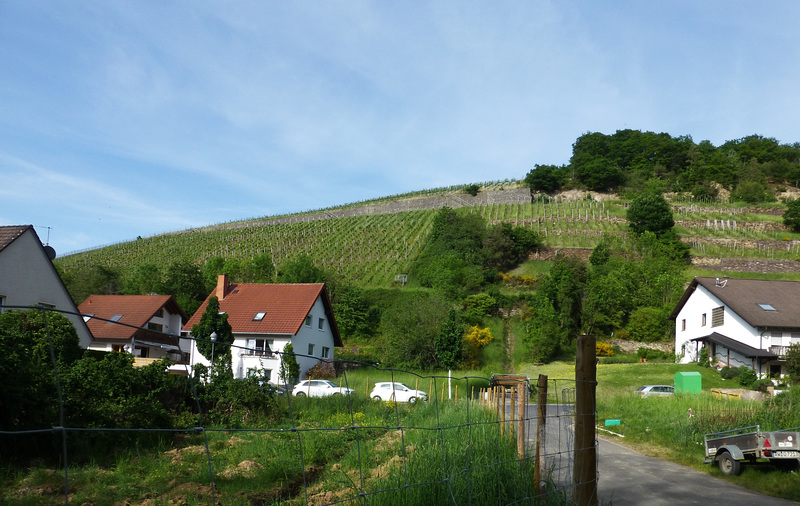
[604,419,621,426]
[674,371,701,393]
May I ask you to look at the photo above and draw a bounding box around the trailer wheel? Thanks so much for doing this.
[718,452,742,476]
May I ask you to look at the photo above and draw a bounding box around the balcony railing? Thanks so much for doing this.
[770,345,791,358]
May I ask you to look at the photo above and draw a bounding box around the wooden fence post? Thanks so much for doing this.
[534,374,548,496]
[574,335,597,506]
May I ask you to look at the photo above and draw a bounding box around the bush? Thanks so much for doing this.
[720,366,741,380]
[736,366,758,388]
[596,341,614,357]
[306,360,336,379]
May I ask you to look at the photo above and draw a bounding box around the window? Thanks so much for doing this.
[305,315,312,326]
[711,307,724,327]
[758,303,777,311]
[83,313,94,322]
[681,319,686,331]
[135,346,149,358]
[38,302,56,309]
[318,317,325,330]
[701,313,707,326]
[322,346,330,358]
[308,343,315,355]
[112,344,125,353]
[0,295,5,313]
[147,322,163,332]
[108,314,123,324]
[251,338,268,356]
[153,308,164,318]
[254,311,267,321]
[772,331,783,339]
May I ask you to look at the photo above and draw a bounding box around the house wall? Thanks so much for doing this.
[0,229,92,347]
[674,285,762,364]
[290,297,337,379]
[186,296,337,385]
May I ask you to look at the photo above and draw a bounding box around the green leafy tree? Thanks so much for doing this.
[785,344,800,383]
[62,264,121,303]
[163,259,207,316]
[525,164,565,193]
[333,284,376,341]
[191,296,234,380]
[122,263,162,295]
[626,193,675,235]
[524,293,565,363]
[626,307,669,343]
[783,199,800,232]
[434,309,462,369]
[380,291,449,369]
[0,310,83,431]
[279,342,301,385]
[278,254,327,283]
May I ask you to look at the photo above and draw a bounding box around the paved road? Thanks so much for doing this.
[597,436,798,505]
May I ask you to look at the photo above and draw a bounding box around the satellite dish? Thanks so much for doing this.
[43,245,56,261]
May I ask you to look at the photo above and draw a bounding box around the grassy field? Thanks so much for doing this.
[521,360,800,502]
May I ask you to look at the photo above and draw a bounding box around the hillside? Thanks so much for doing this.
[55,183,800,286]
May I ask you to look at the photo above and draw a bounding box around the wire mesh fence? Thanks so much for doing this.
[0,306,597,505]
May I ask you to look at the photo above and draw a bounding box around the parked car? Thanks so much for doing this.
[370,382,427,403]
[636,385,674,397]
[292,379,355,397]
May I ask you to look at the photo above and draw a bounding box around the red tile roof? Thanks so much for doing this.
[183,282,342,346]
[78,294,188,342]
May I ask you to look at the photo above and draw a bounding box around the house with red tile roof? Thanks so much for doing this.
[0,225,92,347]
[78,294,190,372]
[183,275,343,384]
[672,277,800,378]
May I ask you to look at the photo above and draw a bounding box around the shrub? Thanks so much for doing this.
[720,366,741,380]
[306,360,336,379]
[596,341,614,357]
[736,366,758,388]
[464,184,480,196]
[698,347,710,367]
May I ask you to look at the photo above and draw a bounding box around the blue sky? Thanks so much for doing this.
[3,2,800,254]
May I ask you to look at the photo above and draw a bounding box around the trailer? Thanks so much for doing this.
[704,425,800,475]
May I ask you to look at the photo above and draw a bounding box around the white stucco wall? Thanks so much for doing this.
[0,229,92,347]
[674,284,763,364]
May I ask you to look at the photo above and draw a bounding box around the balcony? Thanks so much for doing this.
[770,345,791,358]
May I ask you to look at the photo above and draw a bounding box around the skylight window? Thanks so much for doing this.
[254,312,267,321]
[83,314,93,322]
[758,304,777,311]
[107,314,123,323]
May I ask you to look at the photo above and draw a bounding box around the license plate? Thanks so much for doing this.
[773,451,799,458]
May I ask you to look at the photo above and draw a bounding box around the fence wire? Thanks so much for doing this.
[0,306,597,505]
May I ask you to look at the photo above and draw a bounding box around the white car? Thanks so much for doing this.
[370,382,427,403]
[636,385,674,397]
[291,379,355,397]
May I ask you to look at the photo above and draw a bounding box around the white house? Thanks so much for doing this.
[671,277,800,378]
[0,225,92,347]
[78,294,190,373]
[183,275,343,384]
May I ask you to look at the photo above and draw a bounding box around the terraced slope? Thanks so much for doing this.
[56,187,800,286]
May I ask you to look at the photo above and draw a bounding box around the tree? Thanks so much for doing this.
[434,309,462,369]
[279,342,300,385]
[784,199,800,232]
[191,296,234,380]
[462,326,493,369]
[122,263,162,295]
[379,292,449,369]
[278,254,326,283]
[163,259,206,316]
[626,193,675,235]
[525,164,565,193]
[0,309,83,431]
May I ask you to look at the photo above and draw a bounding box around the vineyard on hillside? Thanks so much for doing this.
[56,188,800,286]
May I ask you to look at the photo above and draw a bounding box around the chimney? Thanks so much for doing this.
[216,274,229,300]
